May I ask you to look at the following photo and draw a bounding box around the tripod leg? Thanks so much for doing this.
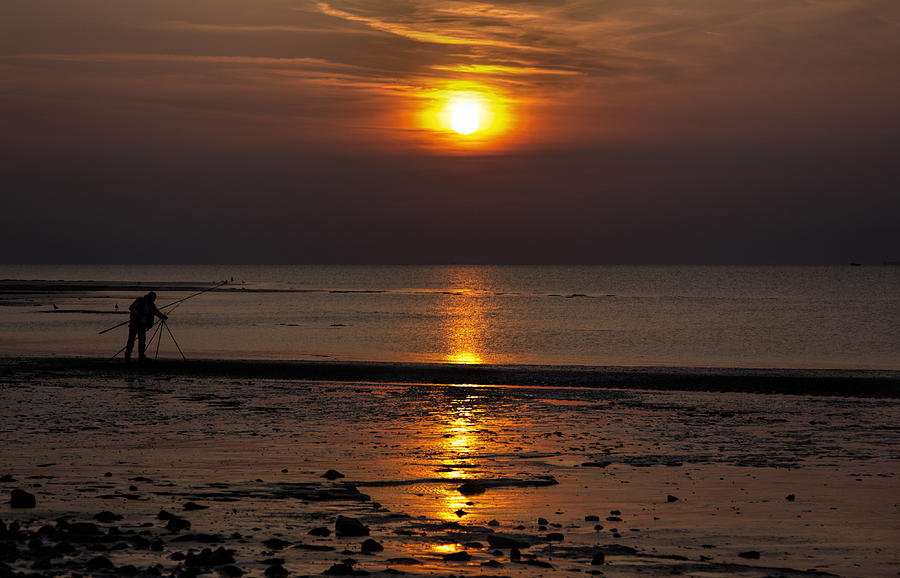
[162,321,187,360]
[154,321,164,360]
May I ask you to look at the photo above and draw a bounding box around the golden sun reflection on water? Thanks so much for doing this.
[438,267,495,365]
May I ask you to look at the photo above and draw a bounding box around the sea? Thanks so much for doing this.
[0,265,898,370]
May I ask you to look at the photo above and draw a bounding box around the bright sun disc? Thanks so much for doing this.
[451,102,479,135]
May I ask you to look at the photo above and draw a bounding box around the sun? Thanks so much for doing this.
[451,100,480,135]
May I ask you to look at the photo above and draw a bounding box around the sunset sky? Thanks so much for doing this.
[2,0,898,264]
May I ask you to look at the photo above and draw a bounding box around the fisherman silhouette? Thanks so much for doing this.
[124,291,167,362]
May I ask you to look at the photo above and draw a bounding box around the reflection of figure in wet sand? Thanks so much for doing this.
[124,292,167,362]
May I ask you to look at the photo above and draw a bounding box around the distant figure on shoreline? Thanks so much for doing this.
[124,291,167,362]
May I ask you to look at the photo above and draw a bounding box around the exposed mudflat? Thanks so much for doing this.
[2,364,899,576]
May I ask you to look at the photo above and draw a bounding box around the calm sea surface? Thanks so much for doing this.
[1,265,898,370]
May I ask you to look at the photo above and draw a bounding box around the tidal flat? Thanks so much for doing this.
[1,361,898,577]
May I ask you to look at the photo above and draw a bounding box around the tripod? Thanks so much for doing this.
[111,318,186,361]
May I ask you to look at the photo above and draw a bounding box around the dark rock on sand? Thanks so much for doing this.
[585,515,600,521]
[263,538,292,551]
[591,551,605,565]
[157,510,177,521]
[454,509,467,517]
[520,559,554,568]
[93,511,122,523]
[361,539,383,553]
[581,461,612,468]
[184,502,209,511]
[85,555,114,570]
[335,515,369,537]
[309,526,331,537]
[9,489,35,508]
[442,551,472,561]
[738,550,761,559]
[667,494,680,503]
[457,476,557,496]
[165,517,191,532]
[294,543,336,551]
[487,535,529,549]
[546,532,565,541]
[0,475,17,483]
[264,564,289,577]
[322,470,345,480]
[537,517,548,525]
[186,547,235,567]
[510,547,521,561]
[786,494,796,501]
[118,564,140,576]
[324,562,355,575]
[218,565,244,577]
[386,558,421,565]
[606,516,622,522]
[170,533,223,543]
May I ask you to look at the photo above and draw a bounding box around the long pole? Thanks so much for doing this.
[99,280,227,335]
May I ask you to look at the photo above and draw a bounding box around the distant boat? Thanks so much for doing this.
[849,262,862,267]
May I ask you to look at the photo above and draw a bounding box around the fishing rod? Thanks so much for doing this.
[98,280,228,335]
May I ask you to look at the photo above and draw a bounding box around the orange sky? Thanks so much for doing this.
[1,1,899,263]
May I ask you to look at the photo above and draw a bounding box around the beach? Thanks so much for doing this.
[2,357,899,577]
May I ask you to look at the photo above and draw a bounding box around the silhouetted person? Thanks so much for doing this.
[124,291,167,362]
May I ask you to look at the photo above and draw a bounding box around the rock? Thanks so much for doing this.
[457,476,557,496]
[166,517,191,532]
[186,547,235,567]
[521,559,554,568]
[67,522,102,536]
[537,517,548,525]
[487,519,500,527]
[386,557,422,565]
[93,511,122,523]
[335,515,369,537]
[591,551,605,565]
[738,550,760,559]
[606,516,622,522]
[10,489,36,508]
[263,538,292,551]
[184,502,209,511]
[609,510,621,515]
[786,494,796,501]
[361,539,383,553]
[0,475,17,483]
[667,495,679,503]
[593,524,604,531]
[442,551,471,561]
[546,532,564,541]
[322,470,345,480]
[85,555,114,570]
[118,564,140,576]
[581,461,611,467]
[585,515,599,521]
[487,535,528,549]
[308,527,331,537]
[264,564,289,577]
[324,562,355,575]
[157,510,177,521]
[454,509,467,517]
[218,565,244,577]
[510,547,521,562]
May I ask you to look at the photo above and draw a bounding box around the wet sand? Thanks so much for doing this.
[2,358,899,577]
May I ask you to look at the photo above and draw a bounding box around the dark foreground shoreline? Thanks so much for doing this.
[3,356,899,398]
